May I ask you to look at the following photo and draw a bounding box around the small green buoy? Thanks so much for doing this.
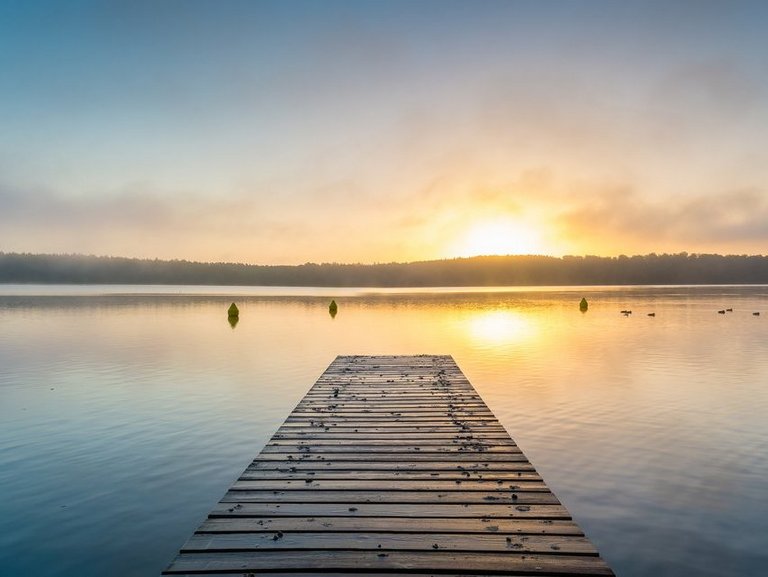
[579,297,588,312]
[228,302,239,318]
[329,299,338,318]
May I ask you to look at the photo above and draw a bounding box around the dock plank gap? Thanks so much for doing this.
[162,354,614,576]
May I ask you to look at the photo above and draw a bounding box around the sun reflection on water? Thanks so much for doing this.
[465,309,538,346]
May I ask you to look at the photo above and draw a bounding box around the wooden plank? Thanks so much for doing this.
[299,401,486,405]
[303,392,488,397]
[291,406,493,411]
[162,355,613,576]
[238,471,543,481]
[264,439,518,446]
[276,424,504,430]
[210,502,570,518]
[263,437,521,447]
[300,395,483,400]
[163,573,593,577]
[247,461,537,472]
[164,551,613,575]
[297,404,490,408]
[299,393,485,397]
[261,444,520,452]
[276,423,506,430]
[251,453,531,461]
[231,479,548,491]
[222,489,560,505]
[298,394,488,399]
[286,414,494,419]
[271,432,513,440]
[287,408,489,413]
[197,516,584,535]
[285,418,498,424]
[182,532,598,555]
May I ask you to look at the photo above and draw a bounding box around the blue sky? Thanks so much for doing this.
[2,1,767,263]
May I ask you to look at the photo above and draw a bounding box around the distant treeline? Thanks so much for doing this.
[1,252,768,286]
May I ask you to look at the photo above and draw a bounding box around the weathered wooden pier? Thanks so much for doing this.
[163,355,614,576]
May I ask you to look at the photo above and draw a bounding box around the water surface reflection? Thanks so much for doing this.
[0,285,766,577]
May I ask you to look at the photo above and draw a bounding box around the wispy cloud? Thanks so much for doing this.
[557,184,768,253]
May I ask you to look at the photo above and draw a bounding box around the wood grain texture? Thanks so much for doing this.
[162,355,613,576]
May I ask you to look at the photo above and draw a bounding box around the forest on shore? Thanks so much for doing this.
[2,252,768,287]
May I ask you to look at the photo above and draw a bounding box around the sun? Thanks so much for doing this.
[454,217,543,257]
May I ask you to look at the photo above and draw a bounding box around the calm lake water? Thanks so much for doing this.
[1,284,767,577]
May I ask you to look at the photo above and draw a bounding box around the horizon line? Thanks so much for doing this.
[2,250,768,268]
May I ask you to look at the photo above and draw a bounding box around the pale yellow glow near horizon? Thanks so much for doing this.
[452,217,545,258]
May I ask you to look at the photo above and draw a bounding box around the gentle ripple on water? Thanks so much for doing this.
[0,285,767,576]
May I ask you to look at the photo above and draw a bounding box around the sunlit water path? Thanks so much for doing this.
[1,285,767,577]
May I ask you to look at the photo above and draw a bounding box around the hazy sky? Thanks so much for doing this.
[2,0,767,264]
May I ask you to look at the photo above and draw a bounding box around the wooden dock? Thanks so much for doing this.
[163,355,614,576]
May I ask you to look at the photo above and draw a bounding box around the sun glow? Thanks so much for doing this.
[454,218,543,257]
